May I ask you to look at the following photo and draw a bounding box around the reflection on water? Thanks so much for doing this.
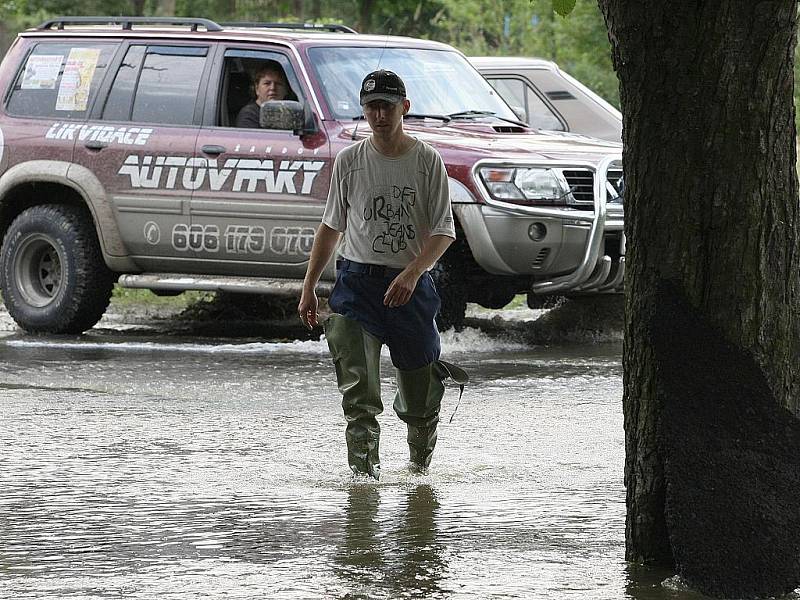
[334,484,445,599]
[0,329,727,599]
[335,485,385,597]
[396,485,444,597]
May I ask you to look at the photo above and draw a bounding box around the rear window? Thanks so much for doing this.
[7,42,117,119]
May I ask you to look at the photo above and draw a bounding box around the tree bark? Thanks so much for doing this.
[155,0,176,16]
[130,0,146,16]
[309,0,322,20]
[358,0,375,33]
[598,0,800,581]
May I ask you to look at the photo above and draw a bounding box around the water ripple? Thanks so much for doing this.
[0,337,681,599]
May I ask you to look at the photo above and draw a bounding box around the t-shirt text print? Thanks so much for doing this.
[323,138,455,269]
[364,184,417,255]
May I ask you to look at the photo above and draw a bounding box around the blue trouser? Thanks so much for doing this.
[327,258,441,370]
[325,258,446,473]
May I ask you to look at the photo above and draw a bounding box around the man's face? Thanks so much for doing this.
[255,71,287,103]
[363,98,409,139]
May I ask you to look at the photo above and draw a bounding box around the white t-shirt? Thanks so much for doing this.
[322,137,455,268]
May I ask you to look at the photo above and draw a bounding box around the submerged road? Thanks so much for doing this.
[0,300,701,599]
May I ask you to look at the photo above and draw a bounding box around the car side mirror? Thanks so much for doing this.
[260,100,306,134]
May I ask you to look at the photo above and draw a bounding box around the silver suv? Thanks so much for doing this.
[0,17,623,333]
[470,56,622,143]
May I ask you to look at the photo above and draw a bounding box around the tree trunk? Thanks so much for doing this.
[309,0,322,20]
[217,0,237,20]
[0,19,10,58]
[358,0,375,33]
[155,0,176,16]
[130,0,146,16]
[598,0,800,588]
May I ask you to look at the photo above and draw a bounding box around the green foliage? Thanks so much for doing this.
[436,0,619,108]
[552,0,576,17]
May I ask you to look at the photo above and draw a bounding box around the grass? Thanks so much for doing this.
[506,294,528,309]
[110,285,213,308]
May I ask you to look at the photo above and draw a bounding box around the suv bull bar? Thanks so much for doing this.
[532,155,624,295]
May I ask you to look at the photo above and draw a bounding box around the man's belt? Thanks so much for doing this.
[336,258,404,278]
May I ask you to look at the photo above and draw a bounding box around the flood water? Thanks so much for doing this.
[0,319,717,599]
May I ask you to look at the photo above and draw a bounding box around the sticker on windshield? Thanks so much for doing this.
[56,48,100,111]
[21,55,63,90]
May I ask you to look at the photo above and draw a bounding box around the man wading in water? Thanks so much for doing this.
[298,69,467,479]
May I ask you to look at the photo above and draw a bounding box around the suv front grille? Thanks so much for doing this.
[563,169,625,206]
[607,169,624,204]
[562,170,594,204]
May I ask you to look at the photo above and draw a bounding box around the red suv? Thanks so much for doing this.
[0,17,623,333]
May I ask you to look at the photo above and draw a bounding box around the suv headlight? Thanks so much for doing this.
[478,167,573,205]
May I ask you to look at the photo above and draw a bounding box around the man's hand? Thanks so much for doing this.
[384,267,423,308]
[297,224,341,329]
[298,289,319,329]
[383,235,454,307]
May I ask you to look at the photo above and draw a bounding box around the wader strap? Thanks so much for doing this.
[438,360,469,423]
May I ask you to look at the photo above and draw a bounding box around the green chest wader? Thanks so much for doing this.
[325,314,384,479]
[325,314,468,478]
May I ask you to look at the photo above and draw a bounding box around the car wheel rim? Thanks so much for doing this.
[14,234,64,308]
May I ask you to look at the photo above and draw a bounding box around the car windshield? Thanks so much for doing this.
[308,46,518,121]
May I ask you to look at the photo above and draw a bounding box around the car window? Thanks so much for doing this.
[102,45,145,122]
[219,48,303,129]
[522,68,622,142]
[487,77,564,131]
[7,42,117,119]
[101,45,208,125]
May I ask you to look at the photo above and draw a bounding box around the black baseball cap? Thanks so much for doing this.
[360,69,406,105]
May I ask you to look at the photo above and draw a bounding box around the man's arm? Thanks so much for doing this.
[383,234,454,308]
[298,223,342,328]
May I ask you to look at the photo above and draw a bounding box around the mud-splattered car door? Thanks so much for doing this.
[74,42,213,272]
[191,46,330,279]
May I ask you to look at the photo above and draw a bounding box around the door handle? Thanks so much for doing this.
[84,140,107,151]
[201,144,226,155]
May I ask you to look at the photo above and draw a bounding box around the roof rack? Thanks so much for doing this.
[38,16,224,32]
[222,22,357,34]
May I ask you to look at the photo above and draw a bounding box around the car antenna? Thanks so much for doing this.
[351,30,392,141]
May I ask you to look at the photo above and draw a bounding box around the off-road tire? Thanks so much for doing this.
[430,255,467,332]
[0,204,115,333]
